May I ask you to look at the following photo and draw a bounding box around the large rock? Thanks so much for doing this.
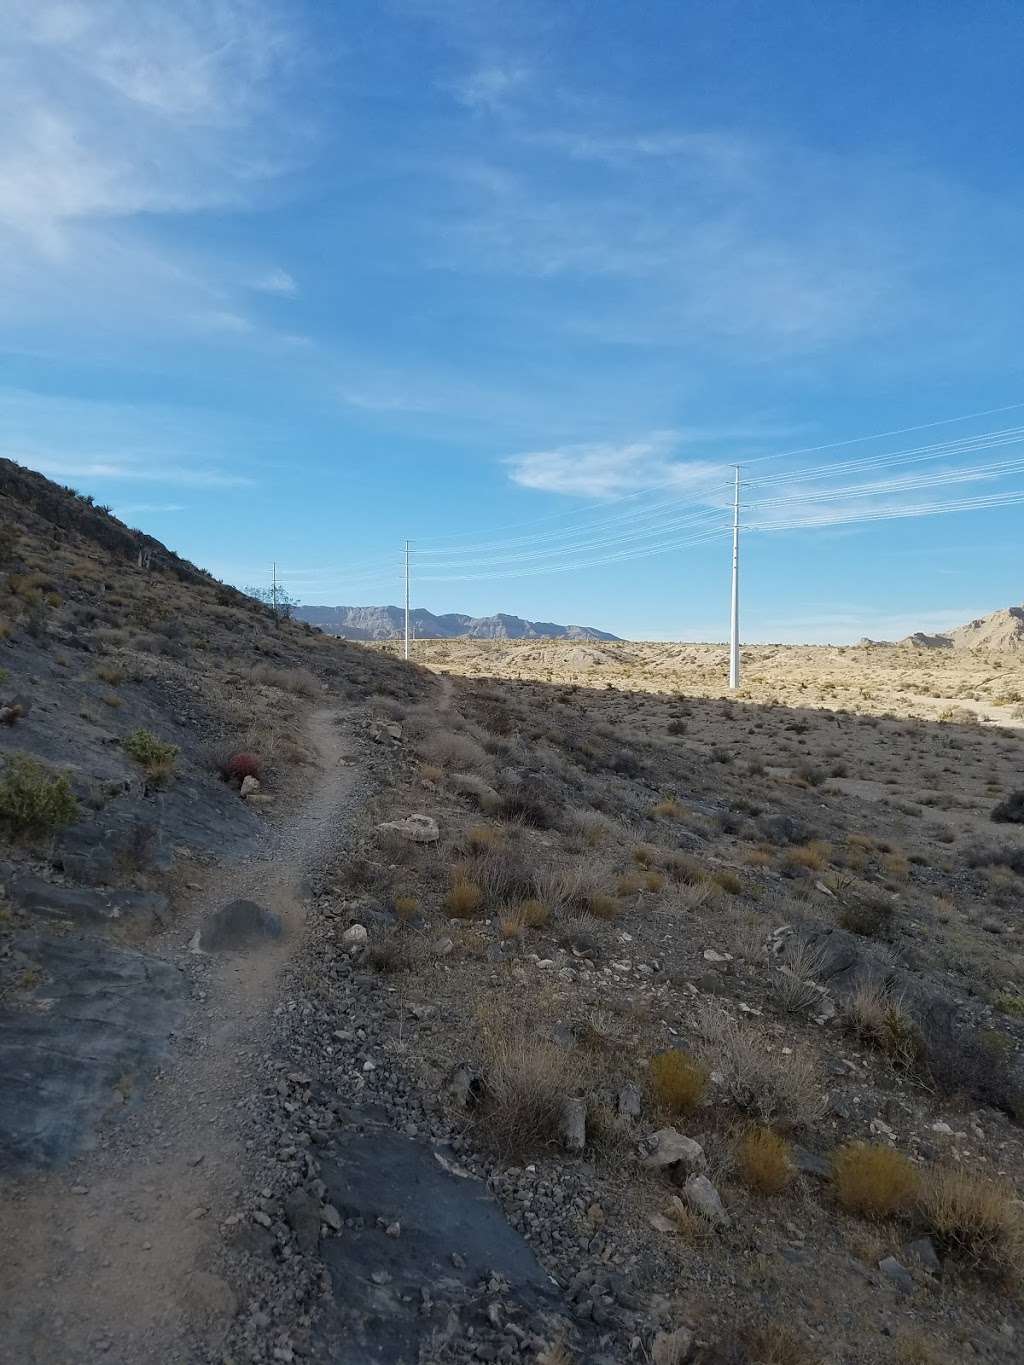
[0,931,185,1170]
[642,1128,707,1173]
[683,1174,730,1227]
[10,875,168,934]
[197,899,282,952]
[377,814,439,844]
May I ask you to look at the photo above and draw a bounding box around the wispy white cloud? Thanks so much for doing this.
[506,432,724,498]
[23,458,251,488]
[250,267,298,296]
[449,63,531,111]
[113,502,187,516]
[0,1,304,344]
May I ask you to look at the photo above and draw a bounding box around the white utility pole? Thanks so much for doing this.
[729,466,741,690]
[271,560,279,620]
[403,540,411,661]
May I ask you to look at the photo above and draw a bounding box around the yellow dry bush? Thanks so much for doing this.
[736,1126,793,1195]
[445,876,483,917]
[921,1166,1024,1279]
[648,1049,708,1115]
[833,1142,920,1220]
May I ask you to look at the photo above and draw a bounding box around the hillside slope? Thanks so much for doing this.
[295,603,620,641]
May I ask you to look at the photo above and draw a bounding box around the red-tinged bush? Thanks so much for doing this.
[221,752,260,784]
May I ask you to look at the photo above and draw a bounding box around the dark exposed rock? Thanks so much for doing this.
[0,931,185,1170]
[10,874,168,933]
[197,899,283,952]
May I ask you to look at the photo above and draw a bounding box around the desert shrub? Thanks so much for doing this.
[392,893,419,921]
[963,842,1024,876]
[991,790,1024,825]
[585,893,619,920]
[696,1004,824,1127]
[366,935,414,974]
[832,1142,920,1219]
[839,897,894,939]
[564,806,616,847]
[122,729,178,782]
[922,1014,1024,1118]
[0,756,78,836]
[784,840,831,873]
[497,789,557,829]
[420,730,491,772]
[666,718,687,736]
[736,1126,793,1195]
[445,874,484,917]
[920,1166,1024,1279]
[842,981,925,1072]
[651,798,683,818]
[711,868,743,895]
[94,663,125,685]
[704,1321,819,1365]
[250,663,320,697]
[449,771,500,812]
[772,941,828,1016]
[662,851,703,884]
[478,1018,589,1155]
[517,898,550,929]
[220,751,261,784]
[795,762,825,787]
[466,824,502,851]
[648,1048,708,1114]
[469,845,538,903]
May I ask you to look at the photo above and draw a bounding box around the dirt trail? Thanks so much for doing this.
[0,706,360,1365]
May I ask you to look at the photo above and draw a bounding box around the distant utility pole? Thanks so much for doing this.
[729,466,741,690]
[272,560,279,620]
[404,540,412,661]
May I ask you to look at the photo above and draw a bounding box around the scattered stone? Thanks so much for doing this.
[445,1064,482,1109]
[322,1204,343,1232]
[904,1237,942,1275]
[560,1097,587,1153]
[642,1129,707,1173]
[618,1083,642,1120]
[196,900,282,952]
[283,1188,320,1254]
[683,1174,730,1228]
[879,1256,915,1295]
[239,775,261,798]
[342,924,368,946]
[648,1213,677,1234]
[376,814,440,843]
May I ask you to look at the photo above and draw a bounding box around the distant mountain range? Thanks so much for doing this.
[294,605,621,642]
[859,604,1024,651]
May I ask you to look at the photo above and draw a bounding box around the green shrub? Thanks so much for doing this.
[122,728,178,782]
[0,756,78,836]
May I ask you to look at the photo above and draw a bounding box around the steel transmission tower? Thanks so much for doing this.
[729,467,741,689]
[404,540,411,661]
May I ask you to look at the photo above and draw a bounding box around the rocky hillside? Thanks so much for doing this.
[894,606,1024,651]
[294,603,620,641]
[0,456,423,1169]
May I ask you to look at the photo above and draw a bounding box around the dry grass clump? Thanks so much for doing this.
[249,662,320,697]
[466,824,502,851]
[842,980,924,1071]
[419,729,491,772]
[736,1126,793,1195]
[920,1166,1024,1279]
[447,771,499,811]
[445,873,484,917]
[772,940,828,1016]
[392,893,419,922]
[784,840,831,873]
[832,1142,920,1220]
[651,797,683,818]
[478,1015,589,1155]
[710,1322,819,1365]
[696,1004,824,1127]
[586,893,619,921]
[648,1048,708,1114]
[564,806,616,847]
[710,868,743,895]
[839,896,894,939]
[616,872,645,897]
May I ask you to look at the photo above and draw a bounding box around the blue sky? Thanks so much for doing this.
[2,0,1023,641]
